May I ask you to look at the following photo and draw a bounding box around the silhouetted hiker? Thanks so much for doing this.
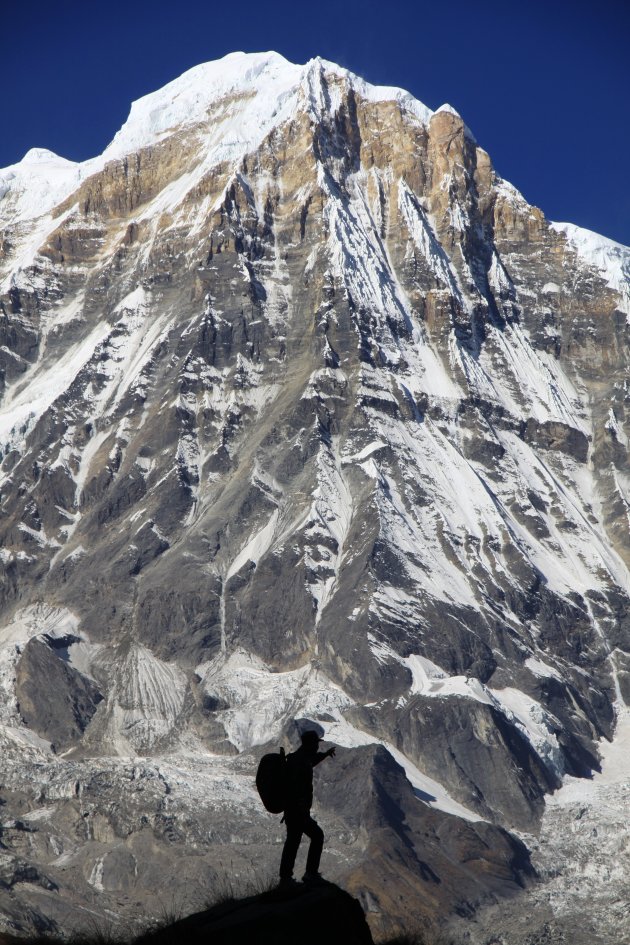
[279,729,336,887]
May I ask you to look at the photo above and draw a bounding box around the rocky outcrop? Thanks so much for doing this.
[15,636,103,752]
[316,744,532,939]
[137,883,374,945]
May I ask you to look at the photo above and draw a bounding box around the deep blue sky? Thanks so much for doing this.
[5,0,629,244]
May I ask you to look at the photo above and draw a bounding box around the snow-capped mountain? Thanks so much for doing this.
[0,51,629,939]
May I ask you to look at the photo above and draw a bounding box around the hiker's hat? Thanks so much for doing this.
[300,729,324,745]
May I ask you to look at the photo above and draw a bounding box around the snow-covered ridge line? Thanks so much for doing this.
[1,51,435,228]
[0,149,86,229]
[551,221,630,318]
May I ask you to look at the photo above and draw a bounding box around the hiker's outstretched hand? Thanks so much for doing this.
[325,747,336,759]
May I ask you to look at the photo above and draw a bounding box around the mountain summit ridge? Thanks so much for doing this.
[1,51,437,227]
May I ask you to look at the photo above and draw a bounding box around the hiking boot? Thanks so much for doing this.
[302,871,327,885]
[278,877,300,889]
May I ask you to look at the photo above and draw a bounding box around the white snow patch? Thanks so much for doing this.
[0,604,79,646]
[226,510,280,581]
[525,657,564,682]
[549,706,630,804]
[304,438,354,616]
[605,408,628,448]
[434,103,460,118]
[0,322,110,467]
[371,643,564,777]
[88,857,105,891]
[97,642,188,754]
[552,221,630,318]
[197,650,352,752]
[342,440,387,464]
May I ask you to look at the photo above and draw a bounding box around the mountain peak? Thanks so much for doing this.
[1,51,436,226]
[20,147,75,167]
[0,42,629,943]
[102,51,435,163]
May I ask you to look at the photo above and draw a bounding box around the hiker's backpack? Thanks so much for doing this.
[255,747,288,813]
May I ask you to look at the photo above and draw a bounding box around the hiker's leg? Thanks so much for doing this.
[279,813,303,879]
[303,816,324,875]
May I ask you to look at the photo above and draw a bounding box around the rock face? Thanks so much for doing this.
[452,706,630,945]
[15,635,103,751]
[0,51,629,938]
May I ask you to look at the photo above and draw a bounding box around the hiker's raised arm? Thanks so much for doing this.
[314,746,336,765]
